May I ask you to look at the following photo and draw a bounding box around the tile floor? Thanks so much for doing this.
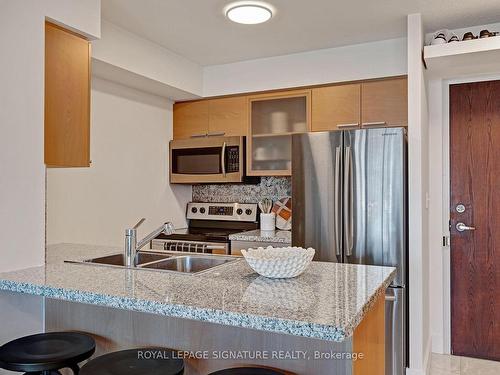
[431,353,500,375]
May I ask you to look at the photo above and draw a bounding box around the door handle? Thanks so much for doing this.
[337,123,359,128]
[344,146,354,256]
[207,131,226,137]
[221,142,227,177]
[190,133,208,138]
[361,121,387,127]
[334,146,341,257]
[456,222,476,232]
[385,295,396,302]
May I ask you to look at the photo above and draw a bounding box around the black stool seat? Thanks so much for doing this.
[0,332,95,373]
[80,348,184,375]
[209,368,287,375]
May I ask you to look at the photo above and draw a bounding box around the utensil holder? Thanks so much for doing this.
[260,213,276,231]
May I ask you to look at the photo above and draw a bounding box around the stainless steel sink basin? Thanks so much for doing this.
[67,252,236,274]
[81,252,172,267]
[140,255,234,274]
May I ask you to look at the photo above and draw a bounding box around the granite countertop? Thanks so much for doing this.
[0,244,395,342]
[229,229,291,244]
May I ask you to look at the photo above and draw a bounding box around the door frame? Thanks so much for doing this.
[440,74,500,354]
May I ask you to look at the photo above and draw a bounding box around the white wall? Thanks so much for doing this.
[407,13,431,375]
[0,0,100,273]
[203,37,407,96]
[92,21,203,99]
[427,77,447,354]
[45,0,101,39]
[47,78,190,247]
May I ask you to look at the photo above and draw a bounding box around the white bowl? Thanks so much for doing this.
[241,246,315,279]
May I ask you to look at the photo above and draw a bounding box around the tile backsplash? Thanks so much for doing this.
[192,177,291,203]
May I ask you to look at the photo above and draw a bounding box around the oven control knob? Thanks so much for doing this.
[236,208,243,215]
[191,207,198,214]
[200,207,206,214]
[245,209,253,216]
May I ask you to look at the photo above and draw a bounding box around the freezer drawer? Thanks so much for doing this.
[386,287,407,375]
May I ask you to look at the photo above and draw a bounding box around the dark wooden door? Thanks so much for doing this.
[450,80,500,361]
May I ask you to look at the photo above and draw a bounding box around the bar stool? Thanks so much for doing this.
[209,367,288,375]
[0,332,96,374]
[80,348,184,375]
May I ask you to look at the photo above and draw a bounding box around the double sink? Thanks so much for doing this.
[69,251,236,274]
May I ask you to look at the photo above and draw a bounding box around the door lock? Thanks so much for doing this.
[456,222,476,232]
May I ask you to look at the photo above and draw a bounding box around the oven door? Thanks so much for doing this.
[151,239,229,255]
[170,136,244,183]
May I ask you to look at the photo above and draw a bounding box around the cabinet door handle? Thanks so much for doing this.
[190,133,208,138]
[361,121,387,127]
[337,123,359,128]
[207,132,226,137]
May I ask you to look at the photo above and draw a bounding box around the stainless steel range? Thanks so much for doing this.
[151,202,259,255]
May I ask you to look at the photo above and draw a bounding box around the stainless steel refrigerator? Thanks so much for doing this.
[292,127,407,375]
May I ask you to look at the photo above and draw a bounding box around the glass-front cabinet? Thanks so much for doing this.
[247,90,311,176]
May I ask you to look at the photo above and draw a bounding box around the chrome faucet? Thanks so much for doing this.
[124,218,175,267]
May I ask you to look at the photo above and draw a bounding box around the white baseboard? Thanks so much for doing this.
[423,335,432,375]
[406,369,426,375]
[431,334,444,354]
[406,335,432,375]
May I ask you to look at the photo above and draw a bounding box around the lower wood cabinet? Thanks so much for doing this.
[45,22,91,167]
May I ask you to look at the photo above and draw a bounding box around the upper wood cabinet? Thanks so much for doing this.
[45,22,91,167]
[173,101,209,139]
[247,89,311,176]
[208,97,248,137]
[361,77,408,127]
[173,97,247,139]
[311,84,361,131]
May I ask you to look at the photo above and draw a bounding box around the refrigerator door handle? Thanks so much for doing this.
[385,294,396,302]
[334,146,341,256]
[344,146,354,256]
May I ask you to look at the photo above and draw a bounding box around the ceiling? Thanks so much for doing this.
[101,0,500,66]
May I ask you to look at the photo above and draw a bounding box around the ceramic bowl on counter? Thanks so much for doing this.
[241,246,315,279]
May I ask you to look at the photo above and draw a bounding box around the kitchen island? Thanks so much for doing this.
[0,244,395,374]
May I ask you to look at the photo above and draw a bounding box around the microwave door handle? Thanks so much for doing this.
[221,142,227,177]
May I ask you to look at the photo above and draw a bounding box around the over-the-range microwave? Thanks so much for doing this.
[169,136,245,184]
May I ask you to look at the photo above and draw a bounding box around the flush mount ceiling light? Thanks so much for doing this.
[225,2,273,24]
